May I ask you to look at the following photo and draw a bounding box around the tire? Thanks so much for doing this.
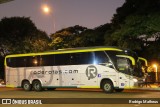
[47,88,56,91]
[33,80,43,91]
[22,81,32,91]
[115,89,124,92]
[101,80,114,93]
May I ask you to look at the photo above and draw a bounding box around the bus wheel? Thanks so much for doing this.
[22,81,32,91]
[101,80,114,93]
[115,89,124,92]
[33,80,43,91]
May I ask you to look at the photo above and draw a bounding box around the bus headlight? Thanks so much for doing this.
[133,79,138,82]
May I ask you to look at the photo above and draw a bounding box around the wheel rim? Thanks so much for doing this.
[34,83,40,90]
[24,83,29,90]
[104,83,111,91]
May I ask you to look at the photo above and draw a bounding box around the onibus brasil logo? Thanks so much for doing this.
[86,65,97,80]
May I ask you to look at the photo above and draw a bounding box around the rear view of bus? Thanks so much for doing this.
[4,46,145,93]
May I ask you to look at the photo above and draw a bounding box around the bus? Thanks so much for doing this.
[4,46,145,93]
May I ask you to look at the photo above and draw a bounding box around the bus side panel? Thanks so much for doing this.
[52,65,80,87]
[5,67,18,87]
[100,67,119,88]
[118,72,130,89]
[78,65,118,88]
[5,65,119,89]
[26,66,60,87]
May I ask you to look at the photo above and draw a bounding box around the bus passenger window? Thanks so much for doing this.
[70,52,93,65]
[15,57,26,67]
[54,54,70,65]
[7,57,26,67]
[70,53,79,65]
[40,55,54,66]
[26,56,39,67]
[6,58,16,67]
[94,51,112,67]
[80,52,93,64]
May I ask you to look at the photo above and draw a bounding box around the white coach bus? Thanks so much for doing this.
[4,46,145,93]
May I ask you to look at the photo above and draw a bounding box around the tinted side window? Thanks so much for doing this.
[15,57,26,67]
[70,52,94,65]
[94,51,114,68]
[6,58,16,67]
[26,56,39,67]
[80,52,94,64]
[6,57,26,67]
[40,55,54,66]
[94,51,110,64]
[106,51,118,68]
[70,53,79,65]
[54,54,70,65]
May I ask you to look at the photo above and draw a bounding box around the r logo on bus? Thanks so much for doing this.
[86,65,97,80]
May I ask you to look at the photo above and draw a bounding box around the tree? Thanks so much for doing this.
[105,0,160,60]
[0,0,13,4]
[49,24,111,49]
[49,25,88,49]
[80,23,111,46]
[0,17,50,55]
[111,0,160,27]
[0,17,50,79]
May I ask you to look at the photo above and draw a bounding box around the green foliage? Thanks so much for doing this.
[0,17,50,56]
[49,25,88,49]
[105,14,160,49]
[80,24,111,46]
[111,0,160,26]
[0,0,13,4]
[0,17,51,79]
[49,24,110,49]
[104,0,160,61]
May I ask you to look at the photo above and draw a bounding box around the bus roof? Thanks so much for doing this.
[5,46,123,58]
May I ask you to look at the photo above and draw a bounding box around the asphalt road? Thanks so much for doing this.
[0,87,160,107]
[0,87,160,98]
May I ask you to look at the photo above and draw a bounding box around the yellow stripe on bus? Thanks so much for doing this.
[79,86,100,88]
[4,57,7,66]
[5,48,122,58]
[6,84,15,88]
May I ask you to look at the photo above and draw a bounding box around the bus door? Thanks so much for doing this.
[116,56,134,89]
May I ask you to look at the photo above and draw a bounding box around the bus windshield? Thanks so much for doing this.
[106,51,143,77]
